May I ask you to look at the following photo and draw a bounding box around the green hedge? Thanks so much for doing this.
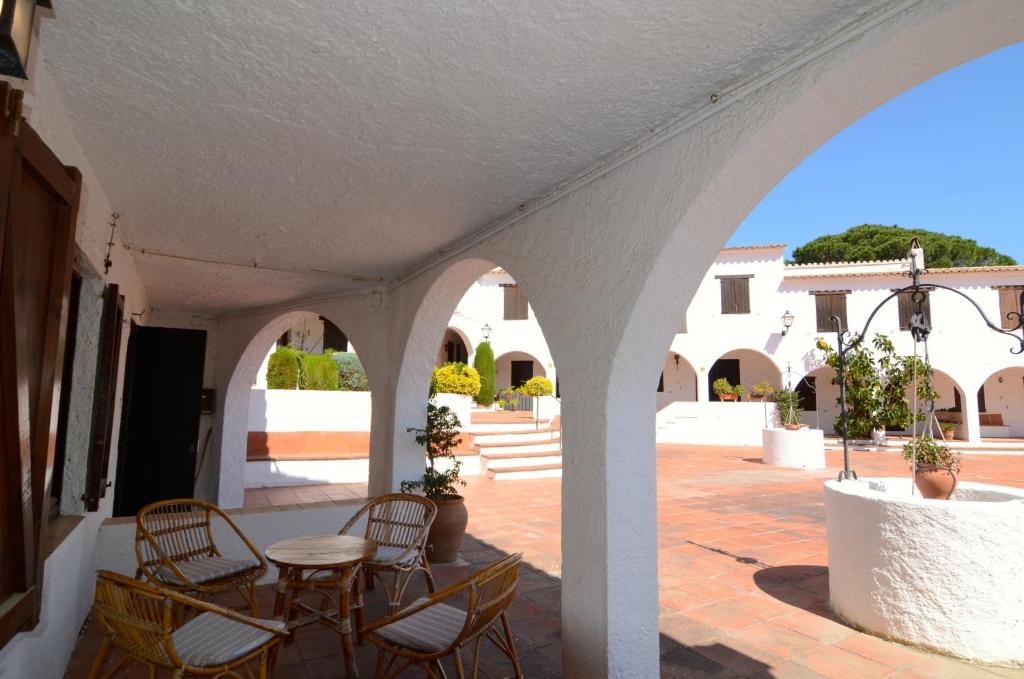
[331,352,370,391]
[267,347,302,389]
[473,342,495,406]
[431,362,482,396]
[301,353,340,391]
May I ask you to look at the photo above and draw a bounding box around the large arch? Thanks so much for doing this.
[657,352,698,411]
[979,366,1024,438]
[707,347,782,401]
[437,326,471,366]
[494,349,547,389]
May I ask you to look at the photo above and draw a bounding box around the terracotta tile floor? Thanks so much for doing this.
[66,444,1024,677]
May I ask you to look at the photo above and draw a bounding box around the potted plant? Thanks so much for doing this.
[713,377,738,402]
[749,381,775,402]
[902,435,961,500]
[402,394,468,563]
[775,388,803,430]
[939,421,957,441]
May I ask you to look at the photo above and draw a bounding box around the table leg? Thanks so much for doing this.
[273,567,297,646]
[339,566,358,678]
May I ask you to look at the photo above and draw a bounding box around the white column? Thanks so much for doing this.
[560,382,659,678]
[962,382,982,444]
[696,366,710,402]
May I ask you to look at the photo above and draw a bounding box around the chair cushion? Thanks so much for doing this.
[375,598,466,653]
[172,612,284,667]
[367,546,420,567]
[158,557,259,585]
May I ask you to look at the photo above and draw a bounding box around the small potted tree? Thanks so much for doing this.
[939,421,957,441]
[775,388,803,430]
[903,435,961,500]
[713,377,739,402]
[519,375,554,428]
[403,392,468,563]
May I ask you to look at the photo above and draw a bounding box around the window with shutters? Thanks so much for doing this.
[502,284,529,320]
[897,290,931,331]
[996,287,1023,330]
[813,292,848,332]
[718,276,751,314]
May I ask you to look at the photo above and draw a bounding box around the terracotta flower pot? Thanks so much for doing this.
[748,395,765,402]
[719,394,738,402]
[914,464,957,500]
[783,423,801,431]
[426,495,468,563]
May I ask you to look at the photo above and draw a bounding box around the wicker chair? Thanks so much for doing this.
[340,493,437,617]
[361,553,524,679]
[88,570,287,679]
[136,499,267,616]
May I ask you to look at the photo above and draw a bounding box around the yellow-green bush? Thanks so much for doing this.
[267,347,302,389]
[431,362,482,396]
[301,353,340,391]
[519,375,553,397]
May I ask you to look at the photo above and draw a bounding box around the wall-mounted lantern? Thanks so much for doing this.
[481,323,492,341]
[0,0,49,79]
[781,310,795,336]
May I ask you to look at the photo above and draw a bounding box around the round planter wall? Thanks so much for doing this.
[824,478,1024,666]
[761,428,825,470]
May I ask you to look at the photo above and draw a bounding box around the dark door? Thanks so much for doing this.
[114,326,206,517]
[708,359,740,402]
[510,360,534,388]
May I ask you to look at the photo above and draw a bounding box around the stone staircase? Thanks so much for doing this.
[469,413,562,479]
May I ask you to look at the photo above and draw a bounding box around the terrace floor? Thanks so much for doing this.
[66,444,1024,678]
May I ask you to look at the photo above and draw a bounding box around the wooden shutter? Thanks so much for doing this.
[0,82,82,648]
[719,276,751,314]
[998,288,1022,330]
[82,285,124,511]
[503,285,528,320]
[814,293,847,332]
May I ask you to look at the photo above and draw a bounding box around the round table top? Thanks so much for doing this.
[265,535,377,568]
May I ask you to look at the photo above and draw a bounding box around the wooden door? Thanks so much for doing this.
[113,326,206,517]
[0,83,82,646]
[510,360,534,388]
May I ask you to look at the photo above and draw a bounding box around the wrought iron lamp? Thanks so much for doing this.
[0,0,49,79]
[781,310,795,336]
[481,323,492,341]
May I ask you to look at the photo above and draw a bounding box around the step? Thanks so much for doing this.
[476,442,562,457]
[467,422,553,434]
[484,455,563,480]
[472,430,561,446]
[486,467,563,480]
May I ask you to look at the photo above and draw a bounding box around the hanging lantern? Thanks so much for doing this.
[0,0,48,79]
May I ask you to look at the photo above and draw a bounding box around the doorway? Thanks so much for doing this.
[510,360,534,388]
[113,326,207,517]
[708,359,740,402]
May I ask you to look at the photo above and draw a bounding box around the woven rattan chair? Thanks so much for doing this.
[361,553,524,679]
[340,493,437,617]
[88,570,287,679]
[136,499,267,616]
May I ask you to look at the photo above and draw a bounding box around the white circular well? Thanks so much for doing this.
[762,428,825,470]
[824,478,1024,666]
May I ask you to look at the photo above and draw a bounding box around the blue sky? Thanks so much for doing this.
[727,41,1024,263]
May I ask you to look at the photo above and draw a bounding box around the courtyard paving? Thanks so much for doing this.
[66,444,1024,677]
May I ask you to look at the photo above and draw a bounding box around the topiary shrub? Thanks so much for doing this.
[266,346,302,389]
[519,375,553,397]
[431,362,482,396]
[473,342,496,406]
[301,353,340,391]
[331,352,370,391]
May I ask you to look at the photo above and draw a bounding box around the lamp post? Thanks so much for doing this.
[829,238,1024,482]
[781,310,795,336]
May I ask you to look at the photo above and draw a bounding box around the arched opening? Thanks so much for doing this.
[656,352,697,411]
[220,310,372,506]
[707,348,781,402]
[494,350,547,390]
[978,367,1024,439]
[437,327,470,366]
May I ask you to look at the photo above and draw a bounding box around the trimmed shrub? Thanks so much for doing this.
[431,362,482,396]
[332,352,370,391]
[266,346,302,389]
[301,353,340,391]
[473,342,496,406]
[519,375,553,398]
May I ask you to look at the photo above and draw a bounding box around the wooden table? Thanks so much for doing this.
[266,535,377,678]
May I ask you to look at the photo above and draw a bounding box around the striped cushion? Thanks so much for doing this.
[375,598,466,652]
[172,612,284,667]
[158,557,259,585]
[367,546,420,567]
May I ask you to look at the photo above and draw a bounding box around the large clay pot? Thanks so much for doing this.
[914,464,958,500]
[427,495,468,563]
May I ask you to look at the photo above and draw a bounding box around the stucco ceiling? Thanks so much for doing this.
[40,0,893,315]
